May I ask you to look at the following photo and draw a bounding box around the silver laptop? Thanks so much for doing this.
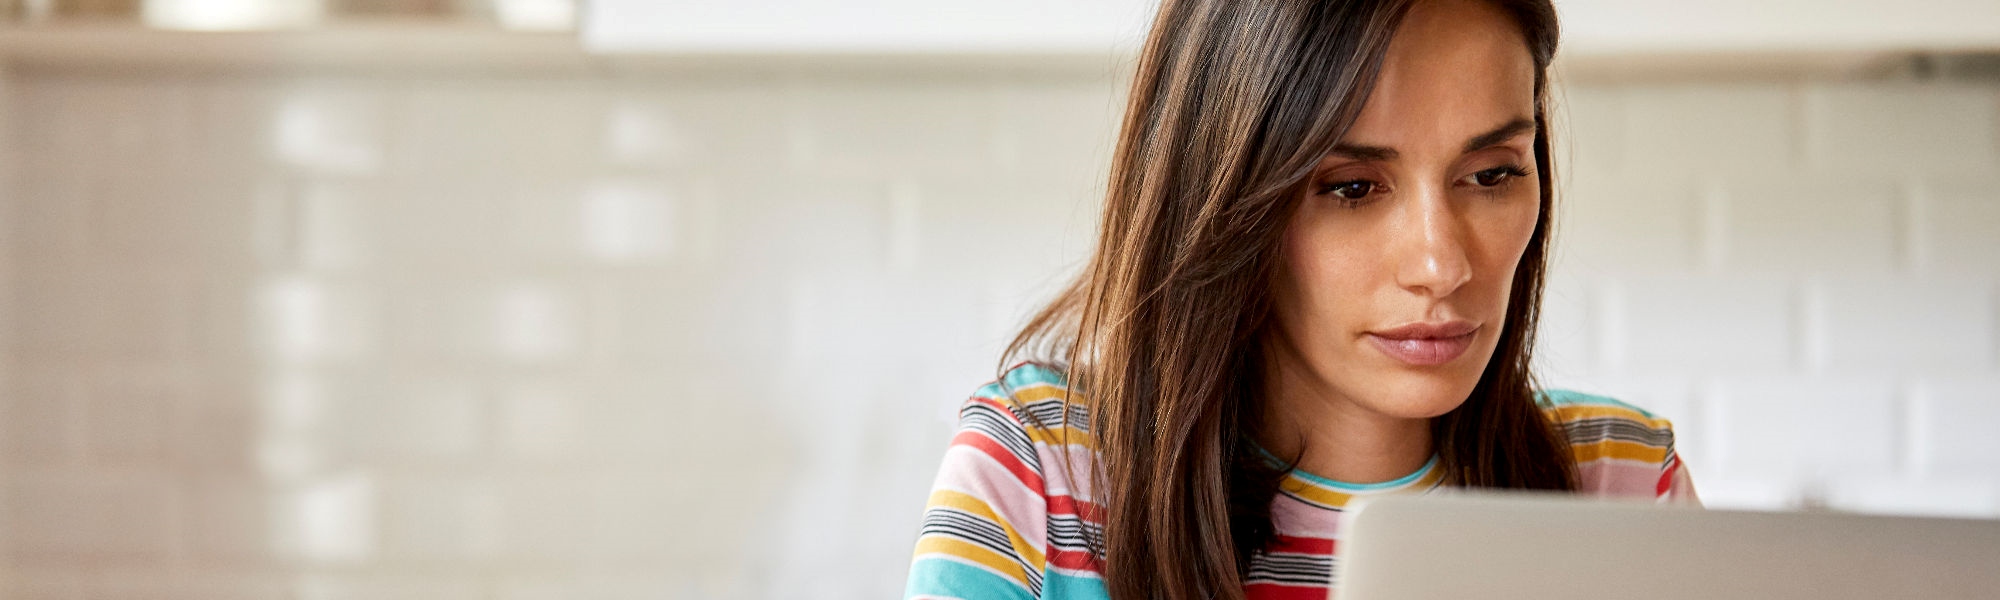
[1336,493,2000,600]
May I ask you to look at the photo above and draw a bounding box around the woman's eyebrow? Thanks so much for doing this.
[1324,117,1538,162]
[1326,143,1397,162]
[1462,117,1536,153]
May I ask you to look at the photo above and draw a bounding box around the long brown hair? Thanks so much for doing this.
[1001,0,1573,598]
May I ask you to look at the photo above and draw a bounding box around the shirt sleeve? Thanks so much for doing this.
[905,395,1051,600]
[1658,454,1703,507]
[1539,389,1698,503]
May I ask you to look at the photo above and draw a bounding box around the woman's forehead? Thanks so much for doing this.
[1340,0,1538,153]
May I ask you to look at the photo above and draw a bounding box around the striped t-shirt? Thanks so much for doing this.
[905,363,1700,600]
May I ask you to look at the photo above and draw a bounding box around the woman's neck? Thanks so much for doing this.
[1258,352,1434,485]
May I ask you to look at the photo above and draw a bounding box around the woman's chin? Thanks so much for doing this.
[1354,373,1481,419]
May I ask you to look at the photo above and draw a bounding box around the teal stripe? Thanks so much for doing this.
[1536,389,1658,418]
[905,557,1036,600]
[1043,571,1110,600]
[1251,443,1440,492]
[975,363,1071,400]
[1006,363,1068,389]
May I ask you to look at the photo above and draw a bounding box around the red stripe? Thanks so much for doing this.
[1046,494,1103,522]
[1656,455,1681,497]
[1046,493,1103,572]
[1049,546,1099,571]
[1246,582,1331,600]
[1267,534,1334,555]
[953,429,1045,492]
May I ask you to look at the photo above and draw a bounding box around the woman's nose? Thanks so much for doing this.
[1394,189,1473,299]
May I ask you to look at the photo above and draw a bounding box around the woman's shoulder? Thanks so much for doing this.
[966,361,1090,435]
[1535,389,1695,500]
[907,363,1099,600]
[1536,388,1672,424]
[1534,388,1678,458]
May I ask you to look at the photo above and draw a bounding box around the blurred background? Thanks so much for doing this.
[0,0,1995,597]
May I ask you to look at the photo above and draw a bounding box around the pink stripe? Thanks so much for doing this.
[933,444,1050,551]
[953,428,1044,491]
[1270,493,1345,538]
[1037,443,1097,502]
[1576,459,1669,499]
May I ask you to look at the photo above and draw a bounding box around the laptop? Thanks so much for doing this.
[1335,493,2000,600]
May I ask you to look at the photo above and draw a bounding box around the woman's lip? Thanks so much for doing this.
[1364,328,1477,366]
[1370,321,1478,340]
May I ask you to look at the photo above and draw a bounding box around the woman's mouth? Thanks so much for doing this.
[1364,321,1478,366]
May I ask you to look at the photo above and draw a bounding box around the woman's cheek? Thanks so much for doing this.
[1480,188,1541,268]
[1284,214,1362,339]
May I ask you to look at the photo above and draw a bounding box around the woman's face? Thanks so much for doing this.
[1270,0,1541,420]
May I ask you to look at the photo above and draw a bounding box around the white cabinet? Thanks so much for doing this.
[1558,0,2000,55]
[582,0,1158,54]
[582,0,2000,57]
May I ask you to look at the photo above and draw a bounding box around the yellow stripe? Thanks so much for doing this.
[1570,439,1671,464]
[977,386,1098,450]
[1278,463,1446,510]
[997,395,1097,450]
[927,489,1049,572]
[1279,479,1355,508]
[1546,404,1671,429]
[1021,425,1095,450]
[913,536,1030,585]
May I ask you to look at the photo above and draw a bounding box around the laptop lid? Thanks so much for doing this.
[1335,493,2000,600]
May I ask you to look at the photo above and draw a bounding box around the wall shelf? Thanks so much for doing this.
[0,24,592,73]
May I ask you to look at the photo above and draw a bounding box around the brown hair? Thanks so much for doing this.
[1000,0,1574,598]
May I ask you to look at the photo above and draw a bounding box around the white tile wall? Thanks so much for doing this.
[1918,177,2000,273]
[1804,84,2000,175]
[0,61,1996,598]
[1721,178,1905,273]
[1619,84,1797,176]
[1813,278,1994,371]
[1913,377,2000,478]
[1600,275,1796,371]
[1545,79,2000,518]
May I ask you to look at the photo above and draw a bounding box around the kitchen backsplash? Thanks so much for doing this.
[0,62,1995,598]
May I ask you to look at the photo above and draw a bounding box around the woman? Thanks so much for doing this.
[906,0,1699,598]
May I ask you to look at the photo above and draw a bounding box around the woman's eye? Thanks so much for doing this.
[1469,166,1527,187]
[1320,180,1375,200]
